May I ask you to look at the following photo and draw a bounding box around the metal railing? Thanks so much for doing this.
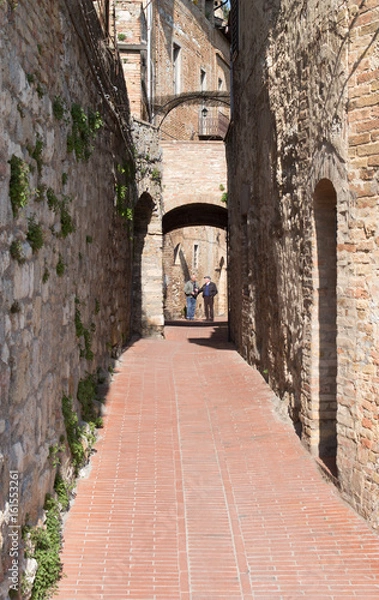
[198,110,230,139]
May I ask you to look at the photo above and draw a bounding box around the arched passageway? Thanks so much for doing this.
[162,202,228,234]
[162,203,228,321]
[311,179,338,465]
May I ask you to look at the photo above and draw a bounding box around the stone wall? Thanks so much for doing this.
[131,118,164,336]
[0,0,136,589]
[227,0,379,528]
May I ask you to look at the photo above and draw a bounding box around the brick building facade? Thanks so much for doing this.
[227,0,379,528]
[115,0,230,321]
[161,139,228,319]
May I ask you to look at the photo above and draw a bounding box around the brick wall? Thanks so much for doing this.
[153,0,230,140]
[340,0,379,525]
[161,140,228,319]
[161,140,227,211]
[227,0,379,528]
[0,0,136,587]
[115,1,147,119]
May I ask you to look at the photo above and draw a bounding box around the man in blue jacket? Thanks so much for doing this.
[197,276,218,322]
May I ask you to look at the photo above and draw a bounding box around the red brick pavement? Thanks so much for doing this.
[56,322,379,599]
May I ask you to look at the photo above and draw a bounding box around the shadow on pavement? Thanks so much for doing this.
[187,322,235,350]
[165,319,228,328]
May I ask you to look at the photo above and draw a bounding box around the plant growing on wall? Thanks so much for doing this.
[81,329,94,361]
[10,240,26,264]
[59,196,75,238]
[36,82,44,99]
[61,395,86,474]
[8,155,30,216]
[47,188,75,238]
[56,254,65,277]
[52,96,67,121]
[75,299,94,361]
[28,135,44,175]
[53,473,70,512]
[115,162,134,232]
[48,442,65,469]
[46,187,59,211]
[42,268,50,283]
[67,103,103,161]
[35,184,47,202]
[24,495,63,600]
[77,373,103,428]
[151,167,161,182]
[26,215,44,252]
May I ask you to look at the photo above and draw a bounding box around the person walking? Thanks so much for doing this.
[184,274,199,320]
[197,275,218,322]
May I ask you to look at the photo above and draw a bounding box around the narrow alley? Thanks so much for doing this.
[56,322,379,600]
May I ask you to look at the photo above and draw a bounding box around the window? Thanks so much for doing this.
[174,243,181,265]
[193,244,199,270]
[200,68,206,91]
[173,43,181,94]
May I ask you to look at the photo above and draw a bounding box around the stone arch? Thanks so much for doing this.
[162,204,228,321]
[311,179,338,466]
[162,202,228,234]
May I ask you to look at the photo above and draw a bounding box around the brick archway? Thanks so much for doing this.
[162,203,228,321]
[311,179,338,465]
[162,202,228,234]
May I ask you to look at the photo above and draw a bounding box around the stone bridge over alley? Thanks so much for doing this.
[56,322,379,600]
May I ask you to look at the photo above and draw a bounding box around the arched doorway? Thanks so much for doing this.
[162,203,228,321]
[311,179,338,469]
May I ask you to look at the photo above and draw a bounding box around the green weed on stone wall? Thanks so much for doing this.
[26,215,44,252]
[23,496,63,600]
[8,155,30,216]
[67,104,103,161]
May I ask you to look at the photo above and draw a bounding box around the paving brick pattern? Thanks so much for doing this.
[56,323,379,599]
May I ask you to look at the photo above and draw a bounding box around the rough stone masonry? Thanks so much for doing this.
[0,0,137,589]
[227,0,379,528]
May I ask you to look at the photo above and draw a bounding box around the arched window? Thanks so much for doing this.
[174,243,181,265]
[311,179,338,468]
